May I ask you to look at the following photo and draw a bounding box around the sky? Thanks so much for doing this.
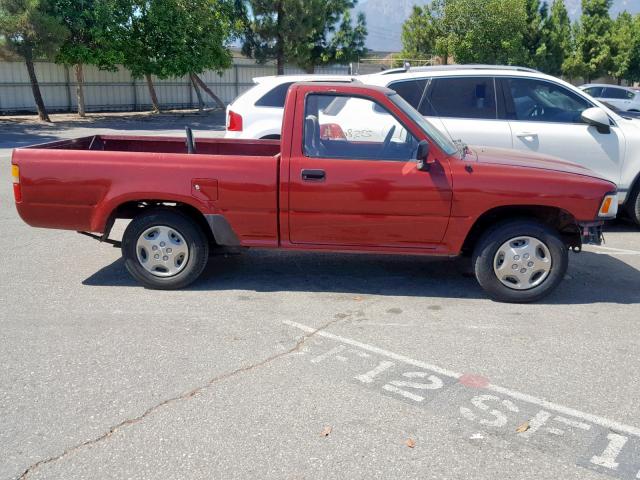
[356,0,640,52]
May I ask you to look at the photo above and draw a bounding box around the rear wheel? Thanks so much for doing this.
[472,220,568,303]
[122,208,209,289]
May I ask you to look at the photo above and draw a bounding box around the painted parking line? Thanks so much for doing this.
[284,319,640,479]
[284,319,640,438]
[589,245,640,256]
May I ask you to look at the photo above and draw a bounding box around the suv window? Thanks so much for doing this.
[303,94,419,161]
[388,79,428,109]
[583,86,604,97]
[502,78,591,123]
[603,87,635,100]
[420,77,497,119]
[255,82,294,107]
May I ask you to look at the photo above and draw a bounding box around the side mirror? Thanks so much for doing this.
[581,107,611,134]
[416,140,433,171]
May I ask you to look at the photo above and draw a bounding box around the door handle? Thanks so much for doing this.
[301,169,326,181]
[516,131,538,139]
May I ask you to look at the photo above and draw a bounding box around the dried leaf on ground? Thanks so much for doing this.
[405,438,416,448]
[320,425,332,437]
[516,421,530,433]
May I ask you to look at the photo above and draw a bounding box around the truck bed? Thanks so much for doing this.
[24,135,280,157]
[13,135,281,245]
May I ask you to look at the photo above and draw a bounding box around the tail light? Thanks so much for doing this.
[11,164,22,202]
[227,110,243,132]
[320,123,346,140]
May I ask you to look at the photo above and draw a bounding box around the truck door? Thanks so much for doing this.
[287,92,453,249]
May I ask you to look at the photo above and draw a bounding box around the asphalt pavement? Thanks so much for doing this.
[1,114,639,480]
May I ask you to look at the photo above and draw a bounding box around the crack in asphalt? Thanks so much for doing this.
[15,314,350,480]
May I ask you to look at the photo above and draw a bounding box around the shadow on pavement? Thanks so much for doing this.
[0,110,226,149]
[83,249,640,305]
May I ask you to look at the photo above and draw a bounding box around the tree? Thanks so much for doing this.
[400,5,440,62]
[562,22,588,80]
[241,0,366,74]
[0,0,67,121]
[54,0,128,117]
[440,0,528,65]
[522,0,548,69]
[542,0,572,76]
[628,15,640,84]
[121,0,236,112]
[572,0,613,82]
[609,11,635,84]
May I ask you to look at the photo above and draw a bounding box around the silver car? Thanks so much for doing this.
[580,83,640,112]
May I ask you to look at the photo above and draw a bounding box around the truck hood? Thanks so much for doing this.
[469,146,605,180]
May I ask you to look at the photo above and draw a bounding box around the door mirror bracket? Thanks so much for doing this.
[416,140,434,171]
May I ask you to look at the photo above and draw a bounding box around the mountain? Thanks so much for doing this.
[356,0,640,52]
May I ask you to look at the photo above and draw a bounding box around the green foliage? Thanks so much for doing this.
[122,0,236,80]
[523,0,547,68]
[609,11,636,82]
[541,0,572,76]
[571,0,614,81]
[399,0,528,66]
[400,5,440,61]
[53,0,128,70]
[241,0,367,73]
[628,15,640,83]
[441,0,528,65]
[0,0,67,60]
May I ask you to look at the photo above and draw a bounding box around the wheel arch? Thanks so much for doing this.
[101,199,218,247]
[460,205,580,256]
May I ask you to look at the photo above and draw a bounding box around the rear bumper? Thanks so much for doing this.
[579,221,604,246]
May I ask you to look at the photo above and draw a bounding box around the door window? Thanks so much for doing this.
[583,86,604,97]
[503,78,592,123]
[603,87,635,100]
[420,77,497,119]
[303,94,419,161]
[388,79,428,109]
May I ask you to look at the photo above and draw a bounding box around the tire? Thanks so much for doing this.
[625,185,640,227]
[472,220,568,303]
[122,208,209,289]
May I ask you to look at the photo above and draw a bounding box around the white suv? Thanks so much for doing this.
[580,84,640,112]
[225,74,355,140]
[225,66,640,224]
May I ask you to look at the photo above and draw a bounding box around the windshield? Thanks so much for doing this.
[388,92,458,156]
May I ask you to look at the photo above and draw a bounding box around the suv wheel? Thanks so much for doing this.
[626,186,640,227]
[472,220,568,303]
[122,208,209,289]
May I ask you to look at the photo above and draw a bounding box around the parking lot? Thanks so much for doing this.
[1,114,639,480]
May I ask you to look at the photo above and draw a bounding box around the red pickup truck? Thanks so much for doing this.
[11,82,617,302]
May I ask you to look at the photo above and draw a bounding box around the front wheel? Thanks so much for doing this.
[625,186,640,227]
[472,220,568,303]
[122,208,209,289]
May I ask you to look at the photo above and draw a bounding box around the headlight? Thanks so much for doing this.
[598,192,618,218]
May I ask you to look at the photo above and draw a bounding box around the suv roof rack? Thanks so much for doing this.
[379,64,540,75]
[379,67,409,75]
